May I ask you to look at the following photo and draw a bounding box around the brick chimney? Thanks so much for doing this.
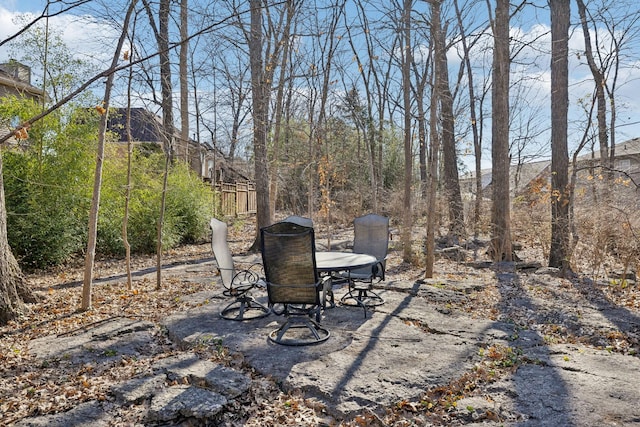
[0,61,32,84]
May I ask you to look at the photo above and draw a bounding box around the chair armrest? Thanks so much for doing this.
[372,256,388,281]
[231,268,262,292]
[318,275,333,309]
[240,261,264,275]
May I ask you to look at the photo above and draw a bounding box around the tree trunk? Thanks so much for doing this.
[424,2,441,279]
[454,0,483,239]
[489,0,512,261]
[401,0,413,262]
[548,0,571,273]
[433,0,465,243]
[124,54,134,290]
[249,0,271,249]
[82,0,137,308]
[0,150,38,325]
[576,0,609,176]
[156,0,175,286]
[179,0,189,161]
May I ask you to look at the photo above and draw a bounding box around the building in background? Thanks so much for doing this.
[0,61,46,103]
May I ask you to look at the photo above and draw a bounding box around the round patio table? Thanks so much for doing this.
[315,251,377,310]
[315,251,377,274]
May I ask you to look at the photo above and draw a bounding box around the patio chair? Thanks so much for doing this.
[282,215,313,228]
[260,221,331,345]
[339,214,389,313]
[210,218,270,321]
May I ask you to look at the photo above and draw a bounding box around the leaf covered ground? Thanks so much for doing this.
[1,220,639,426]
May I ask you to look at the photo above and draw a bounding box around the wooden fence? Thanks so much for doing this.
[216,182,256,217]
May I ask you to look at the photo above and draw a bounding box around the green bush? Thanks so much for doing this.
[167,162,212,244]
[97,149,212,256]
[2,98,213,267]
[2,99,95,269]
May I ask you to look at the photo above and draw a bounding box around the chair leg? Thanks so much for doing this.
[340,281,384,318]
[268,316,330,346]
[221,295,270,321]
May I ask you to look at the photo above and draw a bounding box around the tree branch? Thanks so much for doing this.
[0,5,243,145]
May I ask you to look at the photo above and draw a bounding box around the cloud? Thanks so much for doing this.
[0,6,24,45]
[0,6,119,67]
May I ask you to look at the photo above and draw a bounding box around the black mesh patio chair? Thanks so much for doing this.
[339,214,389,313]
[260,221,331,346]
[210,218,270,321]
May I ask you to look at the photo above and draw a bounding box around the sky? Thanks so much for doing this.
[2,0,640,170]
[0,0,120,65]
[0,0,36,12]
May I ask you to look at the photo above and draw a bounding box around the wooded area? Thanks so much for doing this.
[0,0,639,324]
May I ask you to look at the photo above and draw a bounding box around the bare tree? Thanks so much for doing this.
[548,0,571,273]
[425,49,440,278]
[0,0,91,48]
[179,0,189,159]
[409,32,431,197]
[243,0,297,248]
[489,0,512,261]
[576,0,609,174]
[576,0,640,179]
[401,0,414,262]
[454,0,487,239]
[248,0,271,248]
[424,0,441,278]
[123,12,140,291]
[220,55,251,160]
[303,1,345,225]
[82,0,138,309]
[432,0,465,243]
[344,0,397,212]
[142,0,175,287]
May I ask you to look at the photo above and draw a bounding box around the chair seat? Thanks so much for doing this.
[351,281,375,290]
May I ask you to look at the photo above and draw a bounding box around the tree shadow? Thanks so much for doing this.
[570,276,640,354]
[327,281,423,401]
[47,257,216,290]
[492,265,576,426]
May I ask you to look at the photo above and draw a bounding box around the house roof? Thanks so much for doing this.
[461,137,640,197]
[575,137,640,161]
[106,108,165,143]
[106,107,253,183]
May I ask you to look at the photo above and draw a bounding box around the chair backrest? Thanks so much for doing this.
[210,218,235,287]
[282,215,313,228]
[260,222,319,305]
[353,214,389,261]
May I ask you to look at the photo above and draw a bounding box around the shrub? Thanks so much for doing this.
[167,162,212,244]
[98,149,211,256]
[2,99,95,269]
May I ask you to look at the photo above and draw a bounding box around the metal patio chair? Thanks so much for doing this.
[210,218,269,321]
[339,214,389,313]
[260,221,331,346]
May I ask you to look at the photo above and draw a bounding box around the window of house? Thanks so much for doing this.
[617,159,631,172]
